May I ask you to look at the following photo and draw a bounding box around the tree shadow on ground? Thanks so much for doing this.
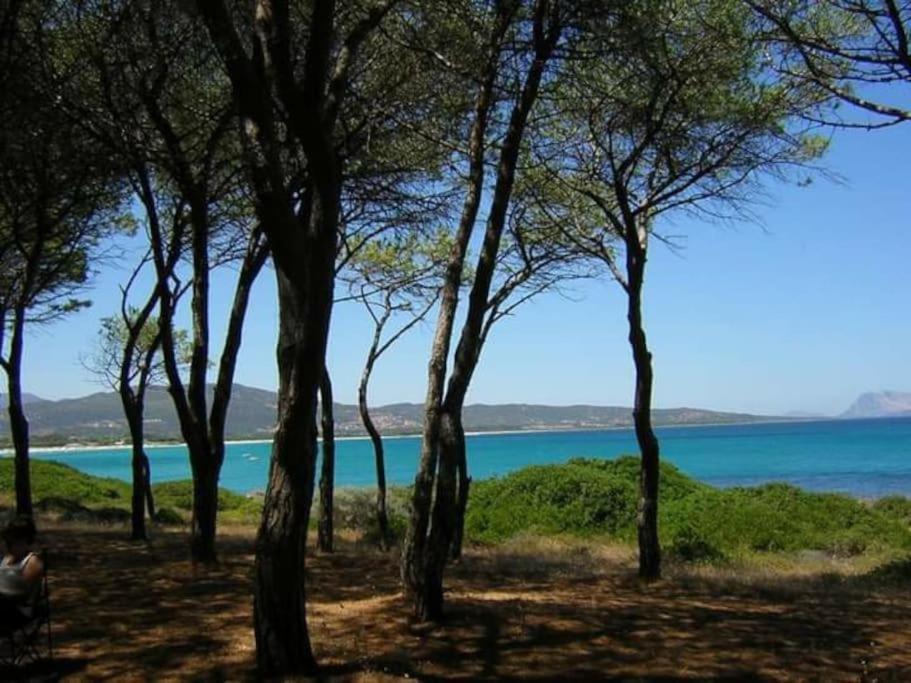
[35,524,911,681]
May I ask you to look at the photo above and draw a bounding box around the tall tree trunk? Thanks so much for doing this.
[207,228,269,558]
[254,251,333,675]
[6,306,31,516]
[416,0,562,582]
[401,5,515,621]
[190,1,370,672]
[626,237,661,580]
[144,172,266,565]
[317,367,335,553]
[359,358,390,549]
[409,408,461,622]
[186,195,214,563]
[124,402,148,541]
[114,277,161,540]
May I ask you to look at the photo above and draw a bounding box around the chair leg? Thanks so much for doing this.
[1,632,13,668]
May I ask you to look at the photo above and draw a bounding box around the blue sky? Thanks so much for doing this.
[15,121,911,416]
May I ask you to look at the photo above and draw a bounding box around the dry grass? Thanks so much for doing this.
[4,521,911,681]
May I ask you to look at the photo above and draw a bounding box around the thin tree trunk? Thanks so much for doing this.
[142,452,156,519]
[185,195,215,563]
[143,172,266,565]
[360,373,390,550]
[401,6,515,621]
[317,367,335,553]
[6,306,31,516]
[417,0,562,584]
[422,409,460,612]
[360,344,390,549]
[626,237,661,580]
[129,449,147,540]
[207,228,269,557]
[114,275,161,540]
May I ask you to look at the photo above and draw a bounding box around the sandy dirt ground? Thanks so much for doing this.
[3,523,911,681]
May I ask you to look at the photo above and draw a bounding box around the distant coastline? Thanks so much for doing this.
[4,415,847,457]
[8,416,911,500]
[12,414,911,459]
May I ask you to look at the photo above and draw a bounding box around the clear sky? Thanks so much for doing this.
[14,121,911,417]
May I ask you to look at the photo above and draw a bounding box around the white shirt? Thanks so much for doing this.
[0,552,38,617]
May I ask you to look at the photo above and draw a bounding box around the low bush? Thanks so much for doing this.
[8,455,911,564]
[665,522,724,562]
[660,484,911,557]
[0,459,131,507]
[151,480,261,524]
[153,507,184,526]
[465,457,911,559]
[467,457,648,543]
[873,496,911,527]
[331,487,410,545]
[0,458,261,525]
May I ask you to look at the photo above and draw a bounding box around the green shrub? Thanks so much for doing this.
[332,487,409,545]
[153,507,185,526]
[151,480,261,524]
[466,457,654,543]
[873,496,911,527]
[464,457,911,561]
[826,533,868,558]
[0,458,261,524]
[666,522,724,562]
[8,454,911,564]
[150,481,194,510]
[660,484,911,557]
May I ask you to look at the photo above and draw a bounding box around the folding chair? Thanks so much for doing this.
[0,550,53,669]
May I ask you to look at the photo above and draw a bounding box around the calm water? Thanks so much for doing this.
[24,417,911,498]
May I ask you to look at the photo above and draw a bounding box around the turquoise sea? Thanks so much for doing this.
[25,417,911,498]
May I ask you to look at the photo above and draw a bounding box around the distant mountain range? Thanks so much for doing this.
[840,391,911,419]
[0,393,44,410]
[0,384,782,445]
[2,387,908,446]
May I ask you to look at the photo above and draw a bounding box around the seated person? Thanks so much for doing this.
[0,515,44,631]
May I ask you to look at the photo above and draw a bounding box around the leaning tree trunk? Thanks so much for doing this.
[6,306,32,516]
[401,6,514,620]
[402,263,468,621]
[359,356,390,549]
[317,367,335,553]
[420,409,462,617]
[404,3,561,616]
[626,238,661,580]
